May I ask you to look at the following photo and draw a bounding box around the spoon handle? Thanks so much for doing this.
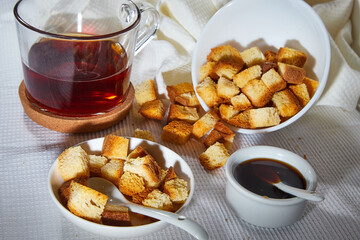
[274,182,324,202]
[126,202,208,240]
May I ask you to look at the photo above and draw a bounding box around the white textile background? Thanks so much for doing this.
[0,1,360,240]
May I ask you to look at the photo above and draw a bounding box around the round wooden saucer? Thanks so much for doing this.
[18,80,134,133]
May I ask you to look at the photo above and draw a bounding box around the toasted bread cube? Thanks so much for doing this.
[249,107,281,128]
[227,110,251,128]
[241,79,272,107]
[200,61,216,81]
[260,62,278,74]
[240,47,266,67]
[59,178,87,206]
[163,178,188,203]
[127,145,149,159]
[204,122,235,149]
[101,135,129,160]
[124,154,161,188]
[261,68,287,92]
[192,110,220,139]
[199,142,229,170]
[89,155,108,177]
[272,89,302,117]
[289,83,310,107]
[58,146,90,182]
[101,159,124,185]
[134,79,157,106]
[303,77,319,97]
[101,204,131,226]
[264,50,277,63]
[142,189,173,211]
[119,171,146,196]
[163,166,178,183]
[139,99,165,120]
[216,76,240,99]
[174,91,200,108]
[207,45,244,66]
[231,93,253,111]
[167,82,195,103]
[213,60,243,79]
[219,104,239,121]
[132,129,156,142]
[167,104,199,124]
[233,65,262,88]
[131,187,155,204]
[277,62,306,84]
[67,182,108,223]
[161,120,193,145]
[196,77,221,107]
[277,47,307,67]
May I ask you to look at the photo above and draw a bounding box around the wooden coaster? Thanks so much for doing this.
[18,80,134,133]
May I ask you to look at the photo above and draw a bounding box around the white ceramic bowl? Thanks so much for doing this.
[192,0,331,134]
[48,137,194,238]
[225,146,318,228]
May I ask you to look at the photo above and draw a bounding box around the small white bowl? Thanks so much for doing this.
[192,0,331,134]
[48,137,194,238]
[225,146,318,228]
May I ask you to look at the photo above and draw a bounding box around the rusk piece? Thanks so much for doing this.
[101,204,131,226]
[101,135,129,160]
[249,107,281,128]
[264,50,277,63]
[216,76,240,99]
[241,79,272,107]
[200,61,216,81]
[231,93,252,111]
[219,104,239,121]
[277,62,306,84]
[139,99,165,120]
[240,47,266,67]
[161,120,193,145]
[89,155,108,177]
[272,89,302,118]
[289,83,310,107]
[227,110,251,129]
[163,178,188,203]
[167,82,195,103]
[303,77,319,97]
[131,187,155,204]
[174,91,200,108]
[192,110,220,139]
[58,178,87,206]
[277,47,307,68]
[58,146,90,182]
[207,45,244,66]
[134,79,157,106]
[261,68,287,92]
[142,189,173,211]
[204,122,235,150]
[119,171,146,196]
[196,77,221,107]
[101,159,124,185]
[127,145,149,159]
[233,65,262,88]
[199,142,230,170]
[67,181,108,223]
[213,60,243,79]
[167,104,199,124]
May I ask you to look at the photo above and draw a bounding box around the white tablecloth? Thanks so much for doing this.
[1,0,360,239]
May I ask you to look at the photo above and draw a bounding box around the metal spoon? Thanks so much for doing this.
[87,177,208,240]
[253,165,324,202]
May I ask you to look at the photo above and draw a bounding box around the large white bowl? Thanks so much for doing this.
[225,146,318,228]
[192,0,331,134]
[48,137,194,238]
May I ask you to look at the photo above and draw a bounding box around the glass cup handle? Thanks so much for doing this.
[135,2,160,55]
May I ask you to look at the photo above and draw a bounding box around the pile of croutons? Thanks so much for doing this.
[197,45,319,129]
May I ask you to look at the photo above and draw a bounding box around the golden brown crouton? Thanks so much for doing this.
[199,142,229,170]
[277,62,306,84]
[196,77,221,107]
[100,159,125,185]
[127,145,150,159]
[272,89,302,118]
[192,110,220,139]
[167,104,199,124]
[200,61,217,81]
[213,60,243,79]
[119,171,146,196]
[204,122,235,149]
[207,45,244,66]
[89,155,108,177]
[134,79,157,106]
[303,77,319,97]
[101,135,129,160]
[216,76,240,99]
[174,92,200,108]
[289,83,310,107]
[132,129,156,142]
[261,68,287,93]
[58,146,90,182]
[167,82,195,103]
[139,99,165,120]
[163,178,188,203]
[161,120,193,145]
[241,79,273,107]
[277,47,307,68]
[264,50,277,63]
[218,104,239,121]
[227,110,251,129]
[231,93,253,111]
[101,204,131,226]
[249,107,281,128]
[131,187,155,204]
[233,65,262,88]
[67,181,108,223]
[142,189,173,211]
[240,47,266,67]
[58,178,87,206]
[260,62,278,74]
